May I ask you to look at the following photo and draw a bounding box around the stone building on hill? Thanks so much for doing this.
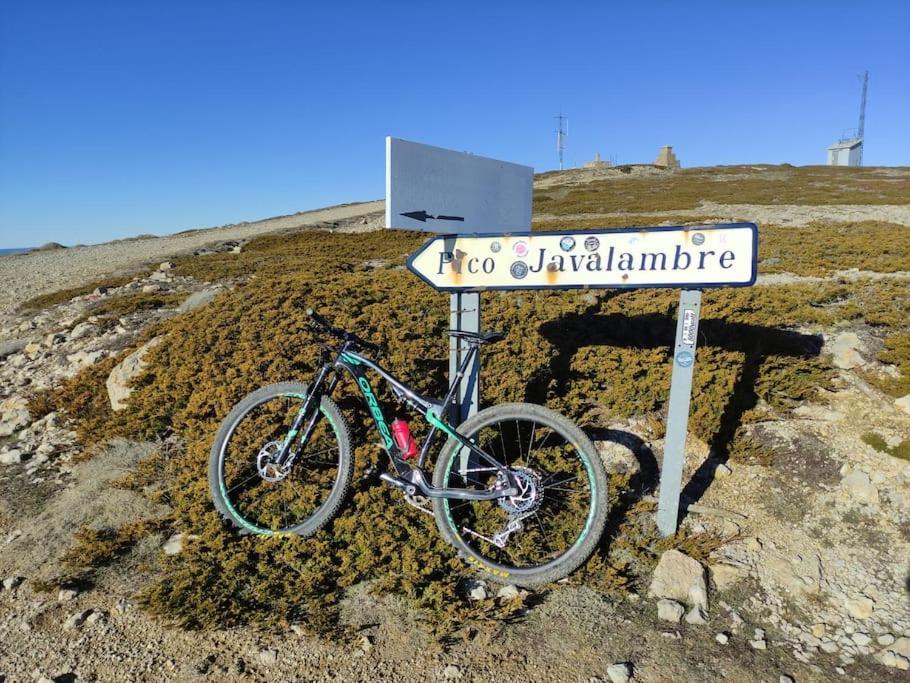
[654,145,680,169]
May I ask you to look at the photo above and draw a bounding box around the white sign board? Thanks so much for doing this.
[407,223,758,291]
[385,137,533,233]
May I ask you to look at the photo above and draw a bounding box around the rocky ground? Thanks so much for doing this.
[1,173,909,682]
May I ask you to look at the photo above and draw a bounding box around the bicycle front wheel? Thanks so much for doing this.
[208,381,352,536]
[432,403,608,586]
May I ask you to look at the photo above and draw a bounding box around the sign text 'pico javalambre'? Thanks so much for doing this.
[406,223,758,292]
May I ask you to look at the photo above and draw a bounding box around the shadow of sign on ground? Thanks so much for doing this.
[535,304,824,520]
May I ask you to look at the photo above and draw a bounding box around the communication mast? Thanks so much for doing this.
[554,113,568,170]
[857,70,868,166]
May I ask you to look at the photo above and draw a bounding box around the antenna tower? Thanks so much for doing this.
[857,71,868,166]
[554,113,568,170]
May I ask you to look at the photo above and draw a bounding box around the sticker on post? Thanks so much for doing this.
[675,351,694,367]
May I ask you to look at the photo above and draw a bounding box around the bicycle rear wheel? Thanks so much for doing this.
[432,403,608,586]
[208,381,352,536]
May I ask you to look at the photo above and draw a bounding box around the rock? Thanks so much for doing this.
[830,332,867,369]
[357,634,373,653]
[779,675,794,683]
[149,270,169,282]
[106,337,163,410]
[258,649,278,666]
[0,338,27,359]
[177,288,219,313]
[0,396,30,436]
[878,634,895,646]
[496,584,520,601]
[159,261,175,271]
[820,641,838,654]
[811,623,827,638]
[86,610,106,625]
[890,637,910,658]
[67,349,107,369]
[877,650,910,671]
[716,632,729,645]
[44,332,64,347]
[896,394,910,416]
[24,341,42,355]
[1,449,23,465]
[852,632,871,646]
[606,662,632,683]
[845,595,875,620]
[142,284,162,294]
[684,606,707,625]
[710,563,746,591]
[63,609,92,630]
[162,533,184,555]
[442,664,462,680]
[468,584,488,601]
[2,576,23,591]
[657,599,685,623]
[715,463,732,478]
[841,470,879,505]
[750,638,767,650]
[58,588,78,602]
[648,549,708,611]
[69,321,99,341]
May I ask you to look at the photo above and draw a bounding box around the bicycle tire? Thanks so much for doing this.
[431,402,608,586]
[208,381,352,536]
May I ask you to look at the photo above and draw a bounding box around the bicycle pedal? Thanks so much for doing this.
[404,493,434,517]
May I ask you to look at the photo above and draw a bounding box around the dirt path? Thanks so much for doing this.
[0,200,383,316]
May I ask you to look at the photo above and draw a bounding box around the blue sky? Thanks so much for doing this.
[1,1,908,248]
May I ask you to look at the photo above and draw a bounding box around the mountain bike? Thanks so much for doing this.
[208,309,609,585]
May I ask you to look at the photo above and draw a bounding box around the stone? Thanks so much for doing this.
[442,664,462,680]
[86,610,105,625]
[44,332,64,347]
[716,632,729,645]
[657,599,685,623]
[877,634,895,646]
[830,332,867,369]
[58,588,78,602]
[468,584,488,601]
[750,638,767,650]
[162,533,184,555]
[890,637,910,658]
[877,650,910,671]
[159,261,175,271]
[1,449,23,465]
[896,394,910,416]
[3,576,23,591]
[840,470,879,505]
[69,322,98,341]
[357,634,373,653]
[715,463,732,478]
[852,632,871,646]
[710,563,746,591]
[779,676,794,683]
[685,606,707,625]
[142,284,162,294]
[648,549,708,610]
[63,610,92,630]
[24,341,42,355]
[258,649,277,666]
[606,662,632,683]
[149,270,169,282]
[106,337,163,410]
[496,584,520,601]
[0,338,27,359]
[820,641,838,654]
[177,288,219,313]
[0,396,30,436]
[845,595,875,620]
[811,623,826,638]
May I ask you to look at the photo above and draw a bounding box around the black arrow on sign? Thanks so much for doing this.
[400,210,465,223]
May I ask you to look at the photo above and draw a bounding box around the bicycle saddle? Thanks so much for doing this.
[447,330,505,345]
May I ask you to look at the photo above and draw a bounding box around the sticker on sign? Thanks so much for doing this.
[385,137,533,233]
[407,223,758,291]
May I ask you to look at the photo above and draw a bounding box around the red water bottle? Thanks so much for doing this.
[390,419,418,459]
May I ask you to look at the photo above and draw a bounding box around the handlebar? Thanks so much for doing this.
[306,308,384,356]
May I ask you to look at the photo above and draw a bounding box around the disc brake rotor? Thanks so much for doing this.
[256,441,289,482]
[498,467,543,515]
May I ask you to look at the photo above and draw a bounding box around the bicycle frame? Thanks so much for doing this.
[275,341,520,500]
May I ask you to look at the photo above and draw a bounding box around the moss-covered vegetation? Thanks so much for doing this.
[19,275,134,311]
[34,164,910,638]
[75,291,185,328]
[861,432,910,462]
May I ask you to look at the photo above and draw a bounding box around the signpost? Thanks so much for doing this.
[387,135,759,536]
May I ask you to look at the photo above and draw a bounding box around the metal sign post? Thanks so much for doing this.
[449,291,481,424]
[656,290,702,536]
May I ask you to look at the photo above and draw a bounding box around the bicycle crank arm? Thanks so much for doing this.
[379,470,518,500]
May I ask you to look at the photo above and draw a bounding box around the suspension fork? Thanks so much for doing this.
[275,364,338,467]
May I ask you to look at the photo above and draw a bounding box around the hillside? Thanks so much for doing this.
[1,164,909,682]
